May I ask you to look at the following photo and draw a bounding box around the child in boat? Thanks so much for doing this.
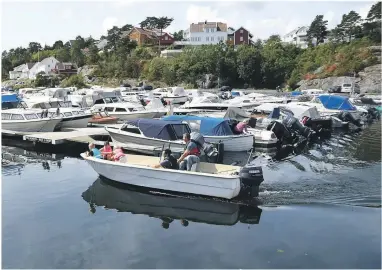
[111,147,126,162]
[87,143,102,159]
[101,141,113,160]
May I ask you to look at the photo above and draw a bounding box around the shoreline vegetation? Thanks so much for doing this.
[2,2,381,91]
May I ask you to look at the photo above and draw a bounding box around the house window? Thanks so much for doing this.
[211,37,214,41]
[211,29,215,32]
[165,35,168,40]
[206,37,209,41]
[198,37,201,41]
[206,28,209,33]
[240,36,244,41]
[240,29,244,33]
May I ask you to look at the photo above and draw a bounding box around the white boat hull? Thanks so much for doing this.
[204,134,254,152]
[247,128,278,148]
[2,118,62,132]
[58,115,92,129]
[81,153,241,199]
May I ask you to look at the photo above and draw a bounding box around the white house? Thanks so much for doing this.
[9,63,36,79]
[183,21,228,45]
[283,26,310,48]
[28,56,60,79]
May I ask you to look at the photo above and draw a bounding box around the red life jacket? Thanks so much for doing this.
[187,141,201,156]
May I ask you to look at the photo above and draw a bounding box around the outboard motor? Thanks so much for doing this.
[248,118,257,128]
[337,111,362,127]
[239,165,264,198]
[282,114,314,139]
[139,98,146,107]
[367,107,380,120]
[160,97,167,106]
[190,132,223,163]
[266,121,293,143]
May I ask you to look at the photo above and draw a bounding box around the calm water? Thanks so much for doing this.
[2,122,381,269]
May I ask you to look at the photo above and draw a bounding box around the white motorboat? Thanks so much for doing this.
[80,152,264,200]
[148,87,188,105]
[161,115,254,152]
[105,118,190,155]
[186,108,278,149]
[1,108,62,132]
[227,93,291,112]
[91,102,158,121]
[181,94,237,111]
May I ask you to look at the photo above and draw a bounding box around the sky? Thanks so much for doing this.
[1,0,376,51]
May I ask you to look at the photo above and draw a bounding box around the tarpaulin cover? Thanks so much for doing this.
[162,115,234,136]
[291,91,302,96]
[1,94,20,103]
[223,107,250,121]
[318,95,356,111]
[126,118,188,140]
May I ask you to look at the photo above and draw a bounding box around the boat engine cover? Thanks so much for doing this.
[239,166,264,197]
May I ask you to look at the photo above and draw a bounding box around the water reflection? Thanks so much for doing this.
[82,178,262,228]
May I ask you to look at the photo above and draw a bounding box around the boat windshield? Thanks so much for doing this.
[171,124,191,139]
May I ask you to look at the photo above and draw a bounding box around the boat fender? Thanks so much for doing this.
[239,166,264,198]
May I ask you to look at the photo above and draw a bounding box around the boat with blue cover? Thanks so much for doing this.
[161,115,254,152]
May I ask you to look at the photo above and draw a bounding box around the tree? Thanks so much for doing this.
[55,47,71,62]
[86,44,100,65]
[172,30,184,41]
[71,42,85,67]
[140,16,174,50]
[339,11,363,42]
[363,2,381,42]
[53,40,64,49]
[106,26,122,51]
[121,24,133,32]
[307,15,328,46]
[236,45,261,87]
[75,35,86,49]
[28,42,42,53]
[34,72,50,87]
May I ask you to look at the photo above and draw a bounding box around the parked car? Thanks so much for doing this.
[143,85,153,90]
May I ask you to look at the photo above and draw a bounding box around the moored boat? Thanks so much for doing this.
[161,115,254,152]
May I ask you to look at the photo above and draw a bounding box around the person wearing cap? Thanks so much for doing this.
[234,119,249,134]
[151,149,179,169]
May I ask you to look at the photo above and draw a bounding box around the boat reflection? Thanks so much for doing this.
[82,178,262,228]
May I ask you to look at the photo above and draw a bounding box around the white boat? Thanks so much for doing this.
[227,93,291,111]
[80,152,264,200]
[181,94,237,111]
[91,102,158,121]
[187,108,278,149]
[148,87,188,105]
[161,115,254,152]
[1,108,62,132]
[105,118,190,155]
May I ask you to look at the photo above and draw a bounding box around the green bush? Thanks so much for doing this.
[60,74,87,88]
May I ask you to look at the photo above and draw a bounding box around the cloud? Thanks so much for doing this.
[102,17,118,33]
[359,2,373,19]
[60,8,73,20]
[186,5,226,24]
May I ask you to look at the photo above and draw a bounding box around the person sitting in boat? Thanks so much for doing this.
[87,143,102,159]
[177,133,201,171]
[111,147,126,162]
[234,119,249,134]
[100,141,113,160]
[151,149,179,170]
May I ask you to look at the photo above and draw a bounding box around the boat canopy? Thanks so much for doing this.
[317,95,356,111]
[1,94,20,103]
[126,118,190,140]
[223,107,250,121]
[162,115,234,136]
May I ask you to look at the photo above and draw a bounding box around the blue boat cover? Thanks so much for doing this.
[126,118,189,140]
[291,91,302,96]
[318,95,356,111]
[268,107,280,119]
[1,94,20,103]
[162,115,234,136]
